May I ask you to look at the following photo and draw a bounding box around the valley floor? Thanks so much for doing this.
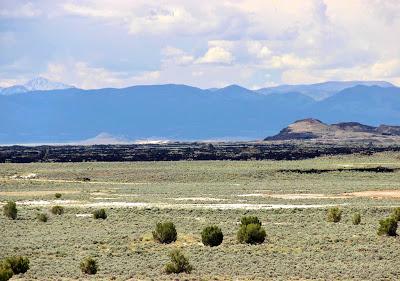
[1,152,400,280]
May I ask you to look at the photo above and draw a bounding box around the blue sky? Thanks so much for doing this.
[0,0,399,89]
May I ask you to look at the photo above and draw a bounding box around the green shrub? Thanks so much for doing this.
[0,262,13,281]
[93,209,107,220]
[37,213,48,222]
[4,256,29,274]
[80,257,98,275]
[327,207,342,223]
[237,223,266,244]
[391,207,400,221]
[165,249,193,274]
[201,225,223,247]
[378,217,398,236]
[153,222,177,244]
[352,213,361,225]
[55,193,62,199]
[240,216,262,226]
[237,216,266,244]
[50,205,64,215]
[3,201,17,220]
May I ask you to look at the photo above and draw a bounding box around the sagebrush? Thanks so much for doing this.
[378,217,397,236]
[0,262,13,281]
[327,207,342,223]
[3,201,17,220]
[50,206,64,215]
[201,225,223,247]
[165,249,192,274]
[4,256,29,274]
[153,222,177,244]
[93,209,107,220]
[352,213,361,225]
[36,213,48,222]
[237,216,266,244]
[80,257,98,275]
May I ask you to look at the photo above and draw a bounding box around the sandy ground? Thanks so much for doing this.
[238,190,400,200]
[345,190,400,199]
[172,197,226,201]
[238,193,347,199]
[76,213,93,217]
[10,173,37,179]
[335,163,400,166]
[0,190,80,196]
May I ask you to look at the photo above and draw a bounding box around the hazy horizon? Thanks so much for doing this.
[2,76,399,91]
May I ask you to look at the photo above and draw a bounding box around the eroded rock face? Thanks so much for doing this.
[376,125,400,136]
[265,119,400,141]
[331,122,376,133]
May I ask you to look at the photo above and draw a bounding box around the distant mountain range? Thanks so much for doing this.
[1,78,399,144]
[257,81,394,100]
[0,77,73,95]
[265,118,400,142]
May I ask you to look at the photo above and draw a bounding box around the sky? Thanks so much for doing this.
[0,0,399,89]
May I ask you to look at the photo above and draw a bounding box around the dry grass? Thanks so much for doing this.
[1,153,400,280]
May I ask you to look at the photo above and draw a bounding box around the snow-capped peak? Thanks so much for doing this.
[23,77,73,91]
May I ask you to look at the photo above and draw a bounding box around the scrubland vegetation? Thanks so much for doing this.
[0,256,29,281]
[36,213,48,222]
[201,225,223,247]
[153,222,177,244]
[165,249,192,274]
[50,205,64,215]
[0,152,400,280]
[352,212,361,225]
[93,209,107,220]
[3,201,17,220]
[80,256,98,275]
[237,216,266,244]
[378,217,398,236]
[327,207,342,222]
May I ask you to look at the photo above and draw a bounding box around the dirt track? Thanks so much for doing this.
[345,190,400,199]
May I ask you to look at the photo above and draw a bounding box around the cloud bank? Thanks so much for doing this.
[0,0,399,88]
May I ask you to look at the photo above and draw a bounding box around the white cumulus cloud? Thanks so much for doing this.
[196,46,234,65]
